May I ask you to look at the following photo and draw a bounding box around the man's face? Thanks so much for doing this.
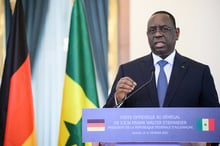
[147,13,180,59]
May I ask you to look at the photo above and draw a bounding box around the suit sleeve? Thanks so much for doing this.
[200,66,219,107]
[103,65,124,108]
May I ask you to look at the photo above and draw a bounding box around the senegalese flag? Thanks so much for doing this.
[196,118,215,131]
[0,0,37,145]
[58,0,99,145]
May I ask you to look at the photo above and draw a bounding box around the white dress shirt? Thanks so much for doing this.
[152,50,176,85]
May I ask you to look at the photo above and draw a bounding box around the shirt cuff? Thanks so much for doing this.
[114,93,127,107]
[114,93,118,106]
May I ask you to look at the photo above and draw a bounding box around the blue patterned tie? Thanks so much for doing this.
[157,60,168,107]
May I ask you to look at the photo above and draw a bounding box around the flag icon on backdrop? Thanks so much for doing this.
[0,0,37,145]
[196,118,215,131]
[87,119,105,132]
[58,0,99,145]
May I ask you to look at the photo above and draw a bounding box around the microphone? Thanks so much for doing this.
[114,67,155,108]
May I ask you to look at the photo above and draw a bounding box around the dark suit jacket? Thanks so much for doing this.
[104,52,219,108]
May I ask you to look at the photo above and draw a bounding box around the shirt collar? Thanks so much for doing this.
[152,50,176,65]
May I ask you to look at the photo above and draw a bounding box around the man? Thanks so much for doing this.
[103,10,219,146]
[104,11,219,108]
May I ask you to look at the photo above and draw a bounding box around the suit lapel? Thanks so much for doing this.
[142,54,159,106]
[163,53,188,107]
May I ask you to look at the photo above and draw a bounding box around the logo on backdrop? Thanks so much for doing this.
[87,119,105,132]
[196,118,215,131]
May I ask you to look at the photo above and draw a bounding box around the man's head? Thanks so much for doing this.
[147,11,180,59]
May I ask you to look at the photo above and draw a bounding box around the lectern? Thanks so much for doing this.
[82,108,220,145]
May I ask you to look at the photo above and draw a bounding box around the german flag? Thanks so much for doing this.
[87,119,105,132]
[0,0,37,145]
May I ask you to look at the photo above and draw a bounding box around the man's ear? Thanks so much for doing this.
[175,27,180,40]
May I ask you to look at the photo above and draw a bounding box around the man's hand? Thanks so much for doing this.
[115,77,137,103]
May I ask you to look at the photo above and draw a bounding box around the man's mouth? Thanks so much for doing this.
[155,42,165,48]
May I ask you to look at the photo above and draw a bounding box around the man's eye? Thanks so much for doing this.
[148,28,156,33]
[162,27,169,32]
[161,27,172,33]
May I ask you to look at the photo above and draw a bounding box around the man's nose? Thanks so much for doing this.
[154,30,163,37]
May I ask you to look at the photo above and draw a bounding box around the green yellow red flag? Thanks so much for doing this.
[58,0,99,145]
